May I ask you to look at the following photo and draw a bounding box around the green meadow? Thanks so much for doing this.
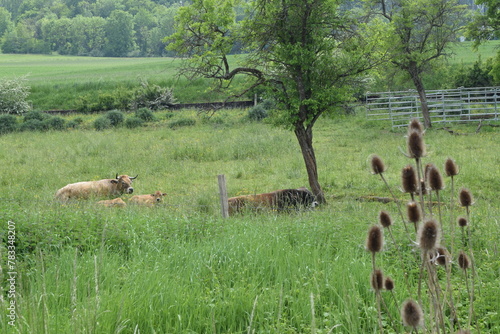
[1,40,499,111]
[0,109,499,332]
[0,40,499,332]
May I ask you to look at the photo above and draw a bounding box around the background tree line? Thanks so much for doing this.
[0,0,181,56]
[0,0,491,57]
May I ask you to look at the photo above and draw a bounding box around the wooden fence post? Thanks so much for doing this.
[218,174,229,218]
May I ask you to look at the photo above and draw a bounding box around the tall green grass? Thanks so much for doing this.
[0,112,498,333]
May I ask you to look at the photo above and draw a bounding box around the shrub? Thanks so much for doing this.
[67,117,83,129]
[131,80,176,110]
[20,119,49,132]
[0,76,31,115]
[93,116,112,131]
[168,118,196,129]
[248,104,268,121]
[135,108,156,122]
[46,116,66,130]
[125,116,144,129]
[0,114,18,134]
[453,58,494,88]
[24,110,49,122]
[105,110,124,127]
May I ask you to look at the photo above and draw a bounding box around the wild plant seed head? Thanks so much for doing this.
[435,247,450,266]
[371,269,384,291]
[384,277,394,291]
[427,165,444,191]
[401,299,424,328]
[407,130,426,159]
[418,219,440,251]
[459,188,474,207]
[419,179,428,195]
[366,225,383,253]
[457,216,468,227]
[379,210,392,228]
[407,201,421,224]
[445,158,459,177]
[401,165,418,194]
[370,154,386,175]
[408,118,424,134]
[458,251,470,270]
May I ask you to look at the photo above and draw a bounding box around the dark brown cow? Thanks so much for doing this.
[55,174,137,201]
[228,187,318,216]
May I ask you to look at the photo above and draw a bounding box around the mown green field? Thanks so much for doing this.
[0,110,499,333]
[1,40,499,111]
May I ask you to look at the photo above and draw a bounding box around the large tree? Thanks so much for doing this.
[168,0,385,203]
[367,0,468,128]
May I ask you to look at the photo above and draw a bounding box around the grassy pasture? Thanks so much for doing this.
[0,111,499,333]
[1,40,499,111]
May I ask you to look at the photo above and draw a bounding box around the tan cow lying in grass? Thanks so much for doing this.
[129,191,167,207]
[55,174,137,201]
[97,198,127,207]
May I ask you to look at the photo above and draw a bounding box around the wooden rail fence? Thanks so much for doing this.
[365,87,500,128]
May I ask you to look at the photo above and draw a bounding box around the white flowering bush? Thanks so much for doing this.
[0,76,31,114]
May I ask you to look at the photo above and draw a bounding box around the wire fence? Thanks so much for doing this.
[365,86,500,128]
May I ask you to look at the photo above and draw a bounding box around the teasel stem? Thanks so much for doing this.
[434,247,458,330]
[460,189,479,333]
[458,251,474,333]
[445,158,459,252]
[379,210,412,296]
[428,164,445,233]
[370,154,409,234]
[371,269,385,334]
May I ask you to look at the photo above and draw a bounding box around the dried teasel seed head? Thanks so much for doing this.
[435,247,450,266]
[457,216,468,227]
[370,154,386,175]
[407,201,421,224]
[418,219,440,251]
[401,299,424,329]
[408,118,424,134]
[407,130,426,159]
[427,164,444,191]
[366,225,383,253]
[458,251,470,270]
[401,165,418,194]
[445,158,459,177]
[378,210,392,228]
[371,269,384,291]
[418,179,428,195]
[384,277,394,291]
[459,188,474,207]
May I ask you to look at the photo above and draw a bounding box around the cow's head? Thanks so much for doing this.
[112,174,137,194]
[297,187,319,208]
[151,191,167,202]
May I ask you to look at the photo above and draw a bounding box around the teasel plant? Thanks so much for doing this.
[405,119,427,219]
[445,158,459,251]
[379,210,411,296]
[366,225,385,333]
[417,219,446,333]
[459,189,479,333]
[401,298,425,333]
[370,154,409,234]
[426,164,445,230]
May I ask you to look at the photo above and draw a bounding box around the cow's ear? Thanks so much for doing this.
[111,180,118,184]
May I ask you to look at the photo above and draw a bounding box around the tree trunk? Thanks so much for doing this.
[294,124,326,204]
[408,63,432,129]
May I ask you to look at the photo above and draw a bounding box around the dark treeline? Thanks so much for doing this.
[0,0,486,57]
